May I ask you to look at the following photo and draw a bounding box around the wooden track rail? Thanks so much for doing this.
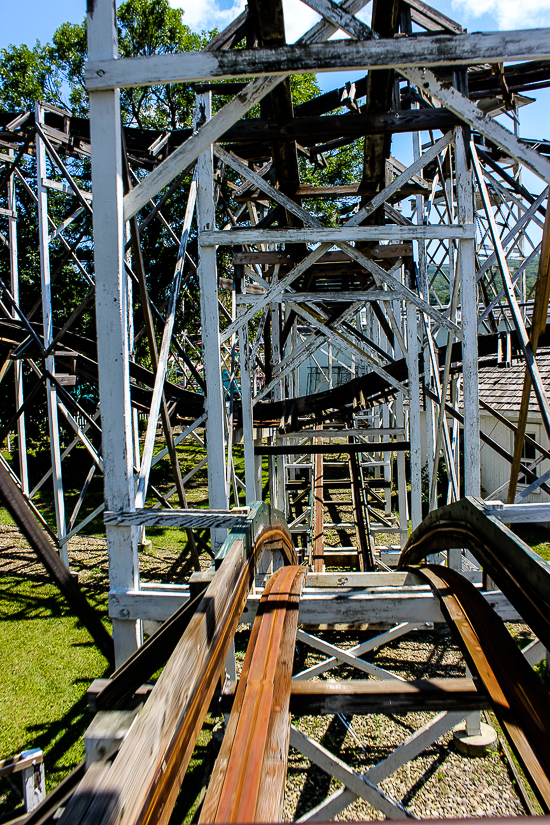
[58,506,295,825]
[400,497,550,650]
[200,565,304,822]
[418,564,550,813]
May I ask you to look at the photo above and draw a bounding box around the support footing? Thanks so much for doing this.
[453,721,497,756]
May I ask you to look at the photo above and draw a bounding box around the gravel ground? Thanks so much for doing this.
[283,627,529,820]
[0,522,211,588]
[0,524,533,820]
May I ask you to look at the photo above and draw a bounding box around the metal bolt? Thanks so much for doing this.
[120,608,130,618]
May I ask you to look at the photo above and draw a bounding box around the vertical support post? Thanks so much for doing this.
[271,300,285,509]
[407,303,422,529]
[412,126,434,500]
[455,126,481,497]
[88,0,141,665]
[396,393,408,547]
[238,319,256,503]
[312,436,324,573]
[382,404,391,516]
[196,92,229,548]
[21,750,45,813]
[255,432,263,500]
[8,159,28,494]
[35,103,67,562]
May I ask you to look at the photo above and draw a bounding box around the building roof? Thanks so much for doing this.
[478,350,550,414]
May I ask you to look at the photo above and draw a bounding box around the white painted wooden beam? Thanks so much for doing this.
[35,104,67,561]
[401,66,550,182]
[122,1,373,219]
[124,76,285,219]
[109,586,520,623]
[290,726,409,819]
[484,502,550,523]
[87,0,141,665]
[200,225,475,245]
[196,93,229,548]
[86,29,550,90]
[104,508,248,529]
[298,0,373,39]
[456,127,480,497]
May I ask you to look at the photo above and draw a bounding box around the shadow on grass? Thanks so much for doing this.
[0,571,108,623]
[0,668,110,820]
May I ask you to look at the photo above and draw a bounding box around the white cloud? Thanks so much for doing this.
[282,0,320,43]
[175,0,246,34]
[452,0,550,28]
[174,0,370,41]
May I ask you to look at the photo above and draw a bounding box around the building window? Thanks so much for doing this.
[306,366,351,395]
[518,432,537,486]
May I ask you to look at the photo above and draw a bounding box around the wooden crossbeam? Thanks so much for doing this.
[86,30,550,90]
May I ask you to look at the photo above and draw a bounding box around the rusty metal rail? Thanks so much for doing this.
[417,564,550,813]
[200,564,304,823]
[58,502,295,825]
[399,496,550,651]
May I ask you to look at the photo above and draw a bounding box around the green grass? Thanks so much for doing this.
[514,523,550,563]
[0,574,110,816]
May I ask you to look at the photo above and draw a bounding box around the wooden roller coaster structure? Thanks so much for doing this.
[3,0,550,821]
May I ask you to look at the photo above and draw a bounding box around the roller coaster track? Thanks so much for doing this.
[400,497,550,812]
[8,501,534,824]
[417,564,550,812]
[57,503,296,825]
[200,564,304,823]
[3,319,550,427]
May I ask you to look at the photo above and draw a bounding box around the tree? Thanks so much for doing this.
[0,42,61,111]
[0,0,211,126]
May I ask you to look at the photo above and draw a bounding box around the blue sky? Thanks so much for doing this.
[4,0,550,52]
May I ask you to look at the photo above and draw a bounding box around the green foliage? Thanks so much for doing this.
[429,257,541,306]
[0,0,210,126]
[290,72,320,107]
[0,43,61,111]
[117,0,211,128]
[0,0,365,435]
[52,22,88,113]
[299,139,364,226]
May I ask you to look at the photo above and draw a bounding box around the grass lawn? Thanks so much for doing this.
[0,573,110,817]
[0,434,242,819]
[514,523,550,563]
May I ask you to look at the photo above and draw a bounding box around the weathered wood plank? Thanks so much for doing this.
[300,0,373,40]
[86,30,550,90]
[104,508,247,529]
[401,66,550,182]
[234,245,413,264]
[59,506,295,825]
[255,442,410,455]
[201,225,475,245]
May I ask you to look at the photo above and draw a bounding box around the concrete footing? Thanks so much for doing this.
[453,720,497,756]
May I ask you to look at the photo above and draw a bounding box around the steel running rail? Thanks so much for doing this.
[200,564,305,823]
[417,565,550,813]
[58,502,296,825]
[399,496,550,651]
[399,497,550,811]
